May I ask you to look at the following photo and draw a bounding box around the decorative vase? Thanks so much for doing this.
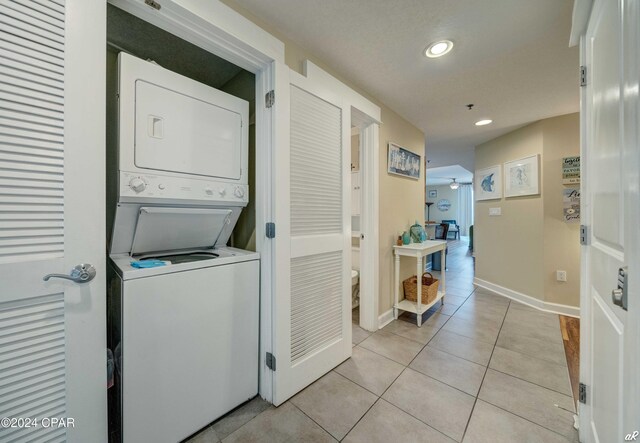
[410,220,426,243]
[402,231,411,245]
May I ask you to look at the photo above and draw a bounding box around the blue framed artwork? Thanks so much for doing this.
[387,142,420,179]
[475,165,502,200]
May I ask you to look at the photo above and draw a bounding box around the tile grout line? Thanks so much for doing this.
[483,365,576,399]
[372,367,462,442]
[477,397,578,441]
[288,398,343,441]
[459,299,511,442]
[337,396,380,442]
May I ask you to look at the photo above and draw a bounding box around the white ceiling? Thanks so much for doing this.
[426,165,473,186]
[228,0,579,169]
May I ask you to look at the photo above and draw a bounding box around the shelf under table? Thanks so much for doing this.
[396,291,445,315]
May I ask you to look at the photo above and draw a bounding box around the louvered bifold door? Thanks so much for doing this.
[272,66,351,405]
[0,1,67,442]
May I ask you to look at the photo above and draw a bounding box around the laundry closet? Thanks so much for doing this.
[105,5,259,442]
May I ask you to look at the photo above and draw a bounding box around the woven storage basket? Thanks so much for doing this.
[403,272,439,304]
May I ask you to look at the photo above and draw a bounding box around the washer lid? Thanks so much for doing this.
[130,207,232,255]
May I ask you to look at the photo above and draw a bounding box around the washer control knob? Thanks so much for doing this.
[158,183,166,190]
[218,187,227,196]
[234,186,245,198]
[129,177,146,193]
[205,187,213,195]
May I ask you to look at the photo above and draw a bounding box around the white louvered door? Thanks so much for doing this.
[0,1,106,441]
[272,64,351,405]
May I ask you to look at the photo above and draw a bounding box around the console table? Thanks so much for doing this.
[393,240,447,327]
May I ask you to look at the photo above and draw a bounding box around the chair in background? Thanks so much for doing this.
[441,219,460,240]
[434,223,449,240]
[431,223,449,271]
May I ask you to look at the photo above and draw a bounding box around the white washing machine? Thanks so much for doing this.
[107,53,259,443]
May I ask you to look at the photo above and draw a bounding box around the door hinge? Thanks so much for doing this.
[144,0,161,10]
[265,90,275,108]
[266,352,276,371]
[580,66,587,87]
[266,222,276,239]
[579,382,587,403]
[580,225,588,245]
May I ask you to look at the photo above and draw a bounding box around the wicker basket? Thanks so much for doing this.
[403,272,439,304]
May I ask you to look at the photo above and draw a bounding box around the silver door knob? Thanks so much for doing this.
[44,264,96,283]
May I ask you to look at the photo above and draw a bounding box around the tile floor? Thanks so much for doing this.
[186,238,578,442]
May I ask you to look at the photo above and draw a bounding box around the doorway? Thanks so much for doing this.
[107,0,382,406]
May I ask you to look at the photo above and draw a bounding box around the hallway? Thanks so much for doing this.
[188,238,578,442]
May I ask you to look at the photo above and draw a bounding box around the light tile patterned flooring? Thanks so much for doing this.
[186,238,578,442]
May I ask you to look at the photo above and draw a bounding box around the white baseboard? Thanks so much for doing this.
[378,309,394,329]
[473,278,580,318]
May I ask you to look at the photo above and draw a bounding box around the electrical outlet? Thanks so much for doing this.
[556,270,567,282]
[489,207,501,216]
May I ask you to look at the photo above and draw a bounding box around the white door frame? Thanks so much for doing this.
[106,0,381,402]
[355,118,380,332]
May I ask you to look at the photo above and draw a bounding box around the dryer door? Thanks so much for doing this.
[135,80,243,179]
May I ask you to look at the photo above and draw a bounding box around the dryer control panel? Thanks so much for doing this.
[119,171,248,206]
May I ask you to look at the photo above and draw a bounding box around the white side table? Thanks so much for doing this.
[393,240,447,327]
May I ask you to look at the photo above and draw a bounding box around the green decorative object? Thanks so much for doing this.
[410,220,426,243]
[402,231,411,245]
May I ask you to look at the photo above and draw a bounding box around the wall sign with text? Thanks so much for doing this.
[563,187,580,223]
[562,156,580,184]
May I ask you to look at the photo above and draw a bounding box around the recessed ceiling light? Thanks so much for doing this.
[475,119,493,126]
[425,40,453,58]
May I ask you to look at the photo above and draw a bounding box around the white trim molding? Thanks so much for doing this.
[378,309,395,329]
[569,0,594,47]
[474,278,581,318]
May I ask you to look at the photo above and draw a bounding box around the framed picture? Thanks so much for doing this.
[387,142,420,179]
[475,165,502,200]
[428,190,437,198]
[504,154,540,197]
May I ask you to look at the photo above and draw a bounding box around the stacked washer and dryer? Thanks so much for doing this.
[107,53,259,443]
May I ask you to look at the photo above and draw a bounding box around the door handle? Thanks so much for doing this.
[611,267,628,310]
[43,264,96,283]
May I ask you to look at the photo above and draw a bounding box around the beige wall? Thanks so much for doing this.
[475,113,579,307]
[351,134,360,171]
[541,114,580,306]
[426,185,459,223]
[222,0,426,316]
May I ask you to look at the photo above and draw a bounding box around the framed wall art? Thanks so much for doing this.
[504,154,540,197]
[475,165,502,200]
[387,142,420,179]
[428,189,437,198]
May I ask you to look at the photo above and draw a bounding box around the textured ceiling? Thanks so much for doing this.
[229,0,579,168]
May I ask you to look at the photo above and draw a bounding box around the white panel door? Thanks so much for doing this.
[0,0,106,441]
[580,0,639,440]
[271,62,351,405]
